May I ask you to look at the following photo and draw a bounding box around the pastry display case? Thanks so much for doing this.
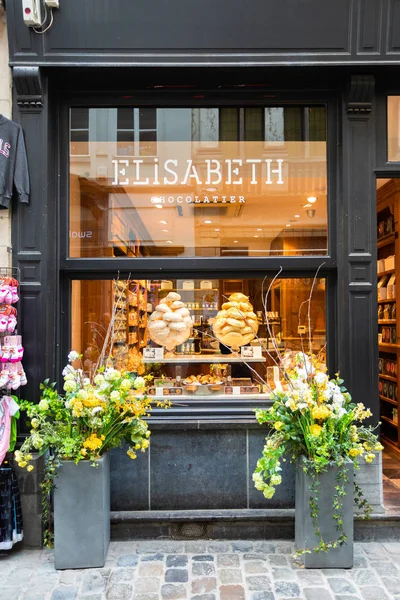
[71,276,327,399]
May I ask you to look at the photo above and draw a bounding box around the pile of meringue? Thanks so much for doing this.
[213,293,259,349]
[148,292,193,351]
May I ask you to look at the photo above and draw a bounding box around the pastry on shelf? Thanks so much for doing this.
[147,291,193,352]
[213,293,258,350]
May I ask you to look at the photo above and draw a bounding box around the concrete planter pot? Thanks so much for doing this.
[54,454,110,570]
[295,457,354,568]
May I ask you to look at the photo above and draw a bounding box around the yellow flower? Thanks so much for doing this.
[309,424,323,437]
[349,447,361,457]
[80,448,87,456]
[19,461,27,468]
[374,443,384,452]
[274,421,284,431]
[262,486,275,499]
[365,453,376,463]
[127,448,137,460]
[311,405,332,421]
[27,465,34,472]
[83,433,103,451]
[363,443,371,451]
[141,439,150,450]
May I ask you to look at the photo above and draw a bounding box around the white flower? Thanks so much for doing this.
[77,390,88,400]
[296,368,308,381]
[104,368,121,381]
[64,380,77,393]
[94,374,105,385]
[83,378,91,387]
[99,381,110,393]
[68,351,80,363]
[92,406,103,415]
[314,372,328,385]
[133,376,145,390]
[110,390,121,401]
[38,400,49,411]
[62,365,75,377]
[64,372,75,382]
[120,379,132,391]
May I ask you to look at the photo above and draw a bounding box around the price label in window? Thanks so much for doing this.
[143,347,164,360]
[241,346,262,359]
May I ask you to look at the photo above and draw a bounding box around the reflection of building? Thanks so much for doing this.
[7,2,397,539]
[69,109,328,258]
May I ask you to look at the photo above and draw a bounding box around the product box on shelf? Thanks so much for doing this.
[378,275,390,300]
[385,255,395,271]
[388,275,396,299]
[379,358,384,374]
[391,327,397,344]
[378,259,386,274]
[393,408,398,425]
[389,383,395,400]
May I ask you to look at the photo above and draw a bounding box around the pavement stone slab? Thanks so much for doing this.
[0,540,399,600]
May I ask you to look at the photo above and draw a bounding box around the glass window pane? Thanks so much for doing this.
[308,107,326,142]
[139,108,157,130]
[388,97,400,162]
[117,130,135,143]
[284,107,302,141]
[69,106,328,258]
[220,108,239,141]
[244,107,264,141]
[71,108,89,130]
[117,108,134,130]
[71,277,326,390]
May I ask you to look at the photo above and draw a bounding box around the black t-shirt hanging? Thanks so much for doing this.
[0,115,30,209]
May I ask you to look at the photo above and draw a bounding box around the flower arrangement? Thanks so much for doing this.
[253,351,383,554]
[15,350,170,546]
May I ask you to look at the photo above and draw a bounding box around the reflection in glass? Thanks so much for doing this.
[388,97,400,162]
[69,107,328,258]
[71,276,326,390]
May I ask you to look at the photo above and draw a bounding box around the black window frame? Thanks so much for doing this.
[58,90,339,422]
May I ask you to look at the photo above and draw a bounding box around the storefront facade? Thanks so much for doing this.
[6,0,400,534]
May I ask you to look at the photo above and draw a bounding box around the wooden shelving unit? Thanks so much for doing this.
[377,180,400,452]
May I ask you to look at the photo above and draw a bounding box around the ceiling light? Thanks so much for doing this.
[307,196,317,203]
[286,223,291,227]
[166,240,173,244]
[254,235,259,238]
[214,228,220,232]
[294,214,300,218]
[155,204,163,209]
[162,229,168,232]
[303,203,312,208]
[257,228,262,231]
[204,220,212,224]
[233,240,238,243]
[159,220,167,224]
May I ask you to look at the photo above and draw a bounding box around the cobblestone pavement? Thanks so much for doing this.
[1,540,400,600]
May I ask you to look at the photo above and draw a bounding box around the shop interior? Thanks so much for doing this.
[71,276,326,399]
[377,177,400,511]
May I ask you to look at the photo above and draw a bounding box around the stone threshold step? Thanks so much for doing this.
[110,509,400,542]
[111,508,400,523]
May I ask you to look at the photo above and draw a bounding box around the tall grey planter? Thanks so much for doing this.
[295,458,354,568]
[54,454,110,570]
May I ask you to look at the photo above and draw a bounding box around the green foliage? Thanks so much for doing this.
[253,351,383,558]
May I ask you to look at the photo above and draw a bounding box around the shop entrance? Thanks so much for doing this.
[377,178,400,512]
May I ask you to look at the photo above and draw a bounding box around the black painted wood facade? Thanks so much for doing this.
[4,0,400,513]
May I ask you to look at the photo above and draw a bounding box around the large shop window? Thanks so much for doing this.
[71,277,326,400]
[69,107,328,258]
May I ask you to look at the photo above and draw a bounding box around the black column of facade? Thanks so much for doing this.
[12,67,58,407]
[338,75,378,415]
